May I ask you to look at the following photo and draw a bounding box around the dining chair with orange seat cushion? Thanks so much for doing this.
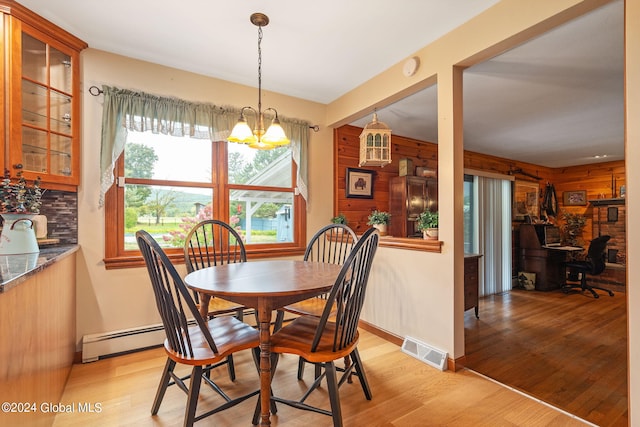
[266,227,379,427]
[273,223,358,379]
[137,230,260,427]
[184,219,253,380]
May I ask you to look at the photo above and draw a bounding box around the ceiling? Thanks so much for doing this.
[18,0,624,169]
[352,0,624,168]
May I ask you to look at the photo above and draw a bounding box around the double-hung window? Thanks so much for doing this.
[101,87,308,269]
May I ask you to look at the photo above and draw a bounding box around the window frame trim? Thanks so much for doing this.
[103,139,306,270]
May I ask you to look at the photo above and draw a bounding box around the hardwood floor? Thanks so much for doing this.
[48,329,592,427]
[465,288,628,427]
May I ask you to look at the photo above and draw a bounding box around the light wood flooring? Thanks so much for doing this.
[49,328,594,427]
[465,288,627,427]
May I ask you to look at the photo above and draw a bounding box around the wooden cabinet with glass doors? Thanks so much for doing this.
[1,1,87,190]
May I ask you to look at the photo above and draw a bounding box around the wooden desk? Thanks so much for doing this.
[184,260,342,426]
[519,224,583,291]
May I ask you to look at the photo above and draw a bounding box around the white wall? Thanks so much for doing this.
[361,247,456,354]
[76,49,332,345]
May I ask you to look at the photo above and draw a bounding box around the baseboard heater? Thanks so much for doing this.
[82,322,168,363]
[401,336,448,371]
[82,311,258,363]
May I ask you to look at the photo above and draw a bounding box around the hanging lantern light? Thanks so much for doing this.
[359,111,392,167]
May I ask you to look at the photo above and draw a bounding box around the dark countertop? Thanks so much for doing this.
[0,245,79,293]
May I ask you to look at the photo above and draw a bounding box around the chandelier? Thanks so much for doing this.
[227,13,289,150]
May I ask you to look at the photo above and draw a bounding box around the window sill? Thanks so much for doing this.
[103,247,307,270]
[378,236,442,252]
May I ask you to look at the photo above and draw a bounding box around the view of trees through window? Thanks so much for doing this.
[464,174,475,254]
[122,131,295,250]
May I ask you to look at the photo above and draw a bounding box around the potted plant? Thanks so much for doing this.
[417,210,438,240]
[560,210,587,248]
[330,213,347,225]
[0,169,43,214]
[367,210,391,236]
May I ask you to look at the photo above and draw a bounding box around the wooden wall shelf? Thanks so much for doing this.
[378,236,442,252]
[588,198,625,206]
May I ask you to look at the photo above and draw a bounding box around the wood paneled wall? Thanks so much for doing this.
[334,125,625,246]
[552,161,625,241]
[333,125,435,233]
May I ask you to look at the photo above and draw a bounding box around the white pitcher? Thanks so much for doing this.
[0,214,40,254]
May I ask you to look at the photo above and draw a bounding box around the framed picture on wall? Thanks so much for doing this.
[563,190,587,206]
[346,168,374,199]
[513,180,540,221]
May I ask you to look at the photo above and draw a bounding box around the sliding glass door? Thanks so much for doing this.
[464,173,512,296]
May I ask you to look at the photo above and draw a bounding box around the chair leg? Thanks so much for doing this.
[274,310,285,332]
[152,358,175,415]
[350,348,372,400]
[592,286,615,297]
[581,273,615,297]
[226,354,236,381]
[577,274,597,298]
[325,362,343,427]
[252,396,261,425]
[296,357,323,381]
[184,365,203,427]
[563,270,606,298]
[270,352,279,414]
[297,357,307,380]
[344,355,352,383]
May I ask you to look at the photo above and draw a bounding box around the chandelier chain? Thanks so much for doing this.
[227,13,293,148]
[257,25,263,115]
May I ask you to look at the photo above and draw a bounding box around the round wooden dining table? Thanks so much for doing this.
[184,259,342,426]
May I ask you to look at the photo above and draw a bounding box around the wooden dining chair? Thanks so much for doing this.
[273,223,358,380]
[137,230,260,427]
[267,227,379,427]
[184,219,252,380]
[184,219,249,318]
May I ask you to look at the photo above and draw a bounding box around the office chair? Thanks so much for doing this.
[563,235,614,298]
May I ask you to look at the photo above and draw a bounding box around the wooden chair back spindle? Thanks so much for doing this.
[312,227,378,353]
[138,230,218,357]
[184,219,247,274]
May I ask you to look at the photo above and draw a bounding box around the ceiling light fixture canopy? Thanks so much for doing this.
[227,12,289,150]
[359,111,392,167]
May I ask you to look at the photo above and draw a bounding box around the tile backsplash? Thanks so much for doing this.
[34,190,78,244]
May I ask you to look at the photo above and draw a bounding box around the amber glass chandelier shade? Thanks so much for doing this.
[262,117,290,146]
[248,140,276,150]
[227,115,257,144]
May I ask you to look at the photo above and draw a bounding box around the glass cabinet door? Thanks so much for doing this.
[407,178,428,219]
[19,32,74,178]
